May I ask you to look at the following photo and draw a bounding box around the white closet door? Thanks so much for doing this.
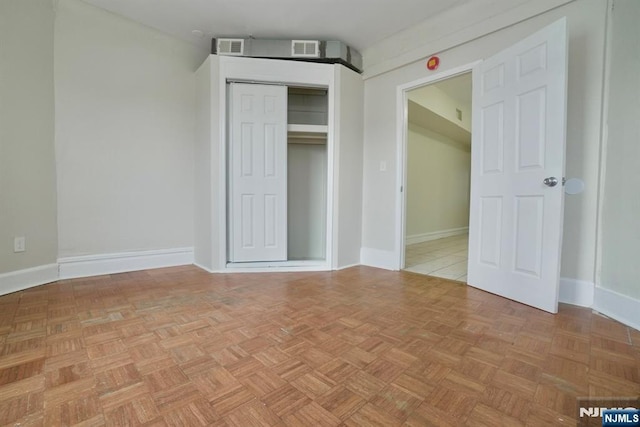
[229,83,288,262]
[467,18,567,313]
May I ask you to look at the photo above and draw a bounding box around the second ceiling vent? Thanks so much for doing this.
[291,40,319,57]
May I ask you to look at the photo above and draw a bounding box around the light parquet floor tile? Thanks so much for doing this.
[404,235,469,281]
[0,265,638,426]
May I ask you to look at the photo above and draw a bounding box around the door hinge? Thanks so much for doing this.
[400,186,404,192]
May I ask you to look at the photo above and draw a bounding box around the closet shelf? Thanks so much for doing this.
[288,124,327,143]
[287,124,328,138]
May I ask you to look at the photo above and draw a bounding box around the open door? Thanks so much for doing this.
[467,18,567,313]
[228,83,288,262]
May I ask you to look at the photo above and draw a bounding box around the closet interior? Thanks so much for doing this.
[286,87,328,262]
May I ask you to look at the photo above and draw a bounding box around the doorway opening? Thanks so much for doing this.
[401,72,472,282]
[396,18,567,313]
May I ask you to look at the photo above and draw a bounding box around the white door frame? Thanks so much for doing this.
[395,61,480,270]
[216,57,336,272]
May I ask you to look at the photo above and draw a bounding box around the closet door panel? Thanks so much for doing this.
[229,83,288,262]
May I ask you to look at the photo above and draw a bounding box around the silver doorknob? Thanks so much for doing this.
[543,177,559,187]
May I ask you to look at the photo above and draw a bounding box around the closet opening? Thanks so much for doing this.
[225,82,329,268]
[287,87,328,262]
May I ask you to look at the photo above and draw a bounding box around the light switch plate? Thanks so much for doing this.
[14,236,25,253]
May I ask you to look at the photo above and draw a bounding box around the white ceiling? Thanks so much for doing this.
[80,0,470,52]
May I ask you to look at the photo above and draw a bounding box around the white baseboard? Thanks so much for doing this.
[336,263,360,271]
[558,277,594,307]
[194,261,353,273]
[593,287,640,331]
[360,247,397,271]
[406,227,469,245]
[223,259,330,273]
[0,264,59,296]
[58,247,194,280]
[221,266,331,273]
[193,262,217,274]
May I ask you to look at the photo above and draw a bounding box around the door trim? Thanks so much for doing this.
[395,61,480,270]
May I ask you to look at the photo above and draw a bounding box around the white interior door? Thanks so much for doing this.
[228,83,288,262]
[467,18,567,313]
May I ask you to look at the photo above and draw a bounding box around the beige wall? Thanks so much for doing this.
[0,0,58,274]
[335,64,365,268]
[406,123,470,238]
[599,0,640,299]
[193,57,216,270]
[54,0,208,257]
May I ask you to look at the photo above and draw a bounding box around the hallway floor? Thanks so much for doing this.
[404,234,469,282]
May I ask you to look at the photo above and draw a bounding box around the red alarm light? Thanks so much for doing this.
[426,56,440,71]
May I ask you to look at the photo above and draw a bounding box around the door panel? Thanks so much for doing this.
[468,18,567,313]
[264,194,278,248]
[516,88,546,171]
[264,124,277,177]
[479,196,502,267]
[481,102,504,174]
[513,195,544,277]
[229,83,288,262]
[241,194,255,248]
[241,123,254,176]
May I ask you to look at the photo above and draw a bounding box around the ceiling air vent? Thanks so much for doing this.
[217,38,244,56]
[291,40,320,57]
[210,37,362,73]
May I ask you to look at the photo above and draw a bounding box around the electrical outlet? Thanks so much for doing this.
[14,236,25,253]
